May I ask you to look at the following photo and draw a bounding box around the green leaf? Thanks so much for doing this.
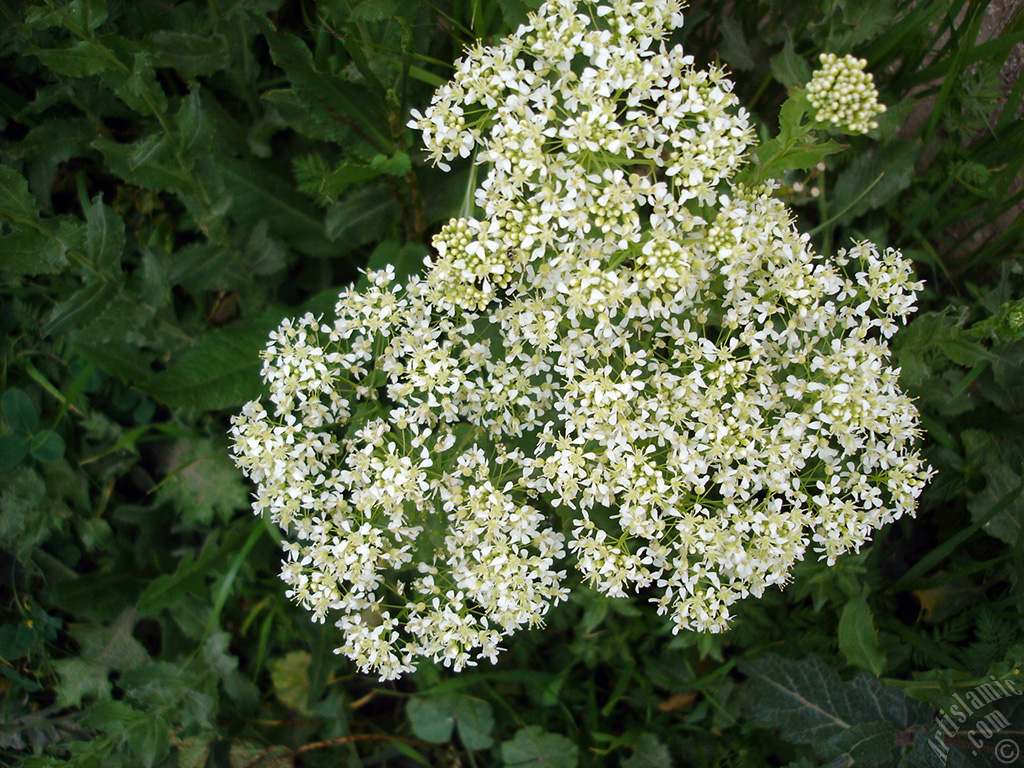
[32,40,118,77]
[253,16,392,151]
[148,32,230,77]
[324,182,398,246]
[53,657,111,707]
[217,156,334,258]
[84,196,125,273]
[963,430,1024,546]
[29,430,65,463]
[622,734,672,768]
[143,320,271,410]
[407,694,495,750]
[3,389,39,435]
[741,654,934,763]
[176,737,214,768]
[75,608,148,673]
[831,140,921,220]
[826,721,900,768]
[718,18,755,71]
[0,228,72,275]
[0,165,42,221]
[771,40,811,89]
[501,726,578,768]
[0,434,29,472]
[43,279,121,337]
[838,589,886,676]
[271,651,312,712]
[155,437,249,526]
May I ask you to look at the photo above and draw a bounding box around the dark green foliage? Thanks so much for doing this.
[1,0,1022,766]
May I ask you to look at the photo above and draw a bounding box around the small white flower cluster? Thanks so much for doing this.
[806,53,886,134]
[231,0,931,680]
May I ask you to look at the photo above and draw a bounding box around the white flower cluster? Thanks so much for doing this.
[231,0,931,680]
[806,52,886,134]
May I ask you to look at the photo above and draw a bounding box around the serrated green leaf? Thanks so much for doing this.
[253,17,392,151]
[129,716,172,768]
[3,389,39,435]
[148,31,230,77]
[143,319,271,410]
[32,40,117,77]
[75,608,148,672]
[324,182,398,245]
[0,166,41,221]
[718,18,755,71]
[44,279,121,337]
[501,726,578,768]
[155,437,249,526]
[742,654,935,763]
[84,196,125,272]
[771,41,811,89]
[622,733,672,768]
[838,589,886,676]
[271,651,312,712]
[407,695,495,750]
[831,140,921,220]
[0,228,72,275]
[53,657,111,707]
[963,430,1024,546]
[217,156,333,258]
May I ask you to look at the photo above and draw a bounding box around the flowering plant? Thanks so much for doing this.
[231,0,931,680]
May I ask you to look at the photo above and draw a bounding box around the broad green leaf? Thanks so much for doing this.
[143,319,273,410]
[0,228,72,275]
[407,694,495,750]
[771,40,811,89]
[824,722,900,768]
[155,437,250,526]
[758,137,846,177]
[718,18,755,71]
[129,715,172,768]
[254,17,392,151]
[622,733,672,768]
[501,726,578,768]
[831,140,921,220]
[837,589,886,676]
[962,430,1024,546]
[32,40,117,77]
[74,608,148,672]
[3,389,39,435]
[0,165,42,220]
[218,156,334,258]
[742,654,934,763]
[84,196,125,273]
[29,430,65,463]
[93,136,190,198]
[43,279,121,337]
[271,650,312,712]
[0,434,28,472]
[148,31,230,77]
[319,163,387,198]
[53,657,111,707]
[324,182,398,246]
